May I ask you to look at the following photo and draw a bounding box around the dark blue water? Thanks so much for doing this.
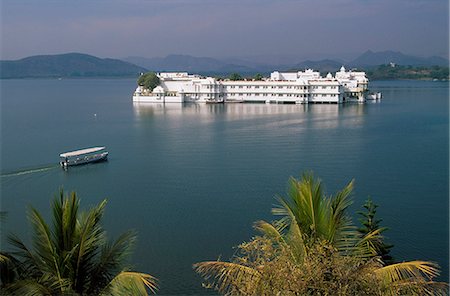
[1,78,448,294]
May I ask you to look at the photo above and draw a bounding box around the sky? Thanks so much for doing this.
[1,0,449,62]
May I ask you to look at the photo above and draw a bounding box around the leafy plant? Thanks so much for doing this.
[195,173,448,295]
[229,73,242,81]
[137,72,160,91]
[0,190,157,295]
[357,198,393,265]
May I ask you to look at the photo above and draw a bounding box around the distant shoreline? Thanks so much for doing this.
[1,76,448,81]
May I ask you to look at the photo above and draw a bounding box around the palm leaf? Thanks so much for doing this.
[7,234,42,277]
[194,261,262,295]
[284,218,306,264]
[73,199,107,292]
[375,260,441,284]
[101,271,158,295]
[1,279,54,296]
[253,220,283,242]
[352,228,386,258]
[390,280,449,296]
[328,179,354,241]
[87,230,137,293]
[51,190,79,255]
[28,207,65,283]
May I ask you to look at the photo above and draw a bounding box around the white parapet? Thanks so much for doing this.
[132,95,184,103]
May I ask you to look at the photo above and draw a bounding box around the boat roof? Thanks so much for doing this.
[60,147,106,157]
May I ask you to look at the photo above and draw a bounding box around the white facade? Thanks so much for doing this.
[133,67,373,104]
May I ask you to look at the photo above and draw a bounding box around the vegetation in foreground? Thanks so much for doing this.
[194,173,449,295]
[1,175,448,295]
[0,190,157,295]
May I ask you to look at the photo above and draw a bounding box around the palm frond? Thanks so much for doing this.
[351,228,386,258]
[285,218,306,264]
[328,179,354,240]
[194,261,262,295]
[253,220,283,241]
[101,271,158,295]
[1,279,54,296]
[375,260,441,283]
[1,252,21,286]
[87,230,137,292]
[51,190,79,255]
[390,280,450,296]
[73,199,108,292]
[7,234,42,276]
[27,208,64,279]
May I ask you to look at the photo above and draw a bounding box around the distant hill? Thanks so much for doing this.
[123,54,257,75]
[350,50,448,67]
[125,51,448,77]
[0,53,147,78]
[2,51,447,79]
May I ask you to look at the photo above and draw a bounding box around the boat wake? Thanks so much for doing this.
[1,164,59,178]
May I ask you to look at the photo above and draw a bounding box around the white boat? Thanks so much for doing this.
[205,98,224,104]
[367,92,382,100]
[59,147,108,168]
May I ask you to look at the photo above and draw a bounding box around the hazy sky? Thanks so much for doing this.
[1,0,448,61]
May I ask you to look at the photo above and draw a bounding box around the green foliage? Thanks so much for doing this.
[366,64,449,80]
[0,190,157,295]
[229,72,243,81]
[357,198,394,265]
[195,237,383,296]
[272,173,359,253]
[253,73,263,81]
[138,72,160,91]
[195,173,448,295]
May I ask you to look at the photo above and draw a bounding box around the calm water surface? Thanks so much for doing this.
[1,79,448,294]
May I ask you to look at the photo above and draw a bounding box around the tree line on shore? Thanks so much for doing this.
[1,173,448,295]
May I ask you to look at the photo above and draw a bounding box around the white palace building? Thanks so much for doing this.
[133,67,380,104]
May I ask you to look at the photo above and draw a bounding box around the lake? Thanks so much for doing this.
[1,78,448,294]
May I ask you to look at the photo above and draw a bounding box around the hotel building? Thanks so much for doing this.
[133,67,371,104]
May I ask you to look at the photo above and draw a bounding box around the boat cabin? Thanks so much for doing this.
[59,147,108,168]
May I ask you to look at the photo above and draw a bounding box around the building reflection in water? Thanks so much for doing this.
[133,102,369,130]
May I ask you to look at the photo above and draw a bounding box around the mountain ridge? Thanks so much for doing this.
[1,51,448,79]
[350,50,448,67]
[0,53,147,78]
